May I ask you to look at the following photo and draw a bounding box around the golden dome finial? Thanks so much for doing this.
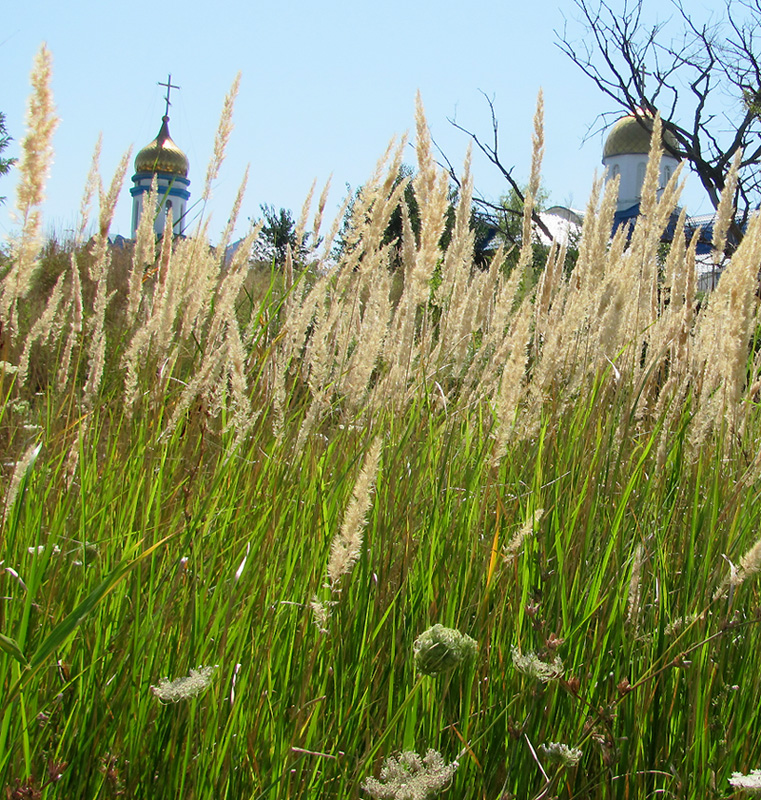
[134,76,189,177]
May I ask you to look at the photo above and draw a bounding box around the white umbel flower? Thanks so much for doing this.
[729,769,761,792]
[511,647,563,682]
[539,742,583,767]
[151,666,216,703]
[362,749,458,800]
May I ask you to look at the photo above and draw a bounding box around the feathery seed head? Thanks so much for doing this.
[310,596,332,634]
[203,72,241,203]
[326,437,383,588]
[503,508,544,560]
[2,44,59,329]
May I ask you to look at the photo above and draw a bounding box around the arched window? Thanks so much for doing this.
[636,162,647,197]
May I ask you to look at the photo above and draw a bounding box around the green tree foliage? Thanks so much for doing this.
[337,164,497,271]
[489,184,580,280]
[496,183,550,248]
[253,203,311,267]
[0,111,16,205]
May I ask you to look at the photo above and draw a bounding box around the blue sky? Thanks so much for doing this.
[2,0,719,242]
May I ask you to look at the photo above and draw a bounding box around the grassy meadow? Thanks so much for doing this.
[4,47,761,799]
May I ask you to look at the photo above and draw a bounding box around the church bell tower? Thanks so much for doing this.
[130,76,191,238]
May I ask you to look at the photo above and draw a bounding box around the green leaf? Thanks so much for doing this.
[0,633,28,668]
[29,536,170,671]
[3,536,172,709]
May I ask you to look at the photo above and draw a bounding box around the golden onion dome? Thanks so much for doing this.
[603,114,680,159]
[134,116,189,177]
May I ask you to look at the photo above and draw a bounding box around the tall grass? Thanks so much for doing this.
[2,48,761,798]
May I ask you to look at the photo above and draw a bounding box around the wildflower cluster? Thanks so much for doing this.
[362,749,458,800]
[539,742,583,767]
[511,647,564,682]
[151,666,216,703]
[413,624,477,676]
[730,770,761,792]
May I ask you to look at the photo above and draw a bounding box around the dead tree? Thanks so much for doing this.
[557,0,761,249]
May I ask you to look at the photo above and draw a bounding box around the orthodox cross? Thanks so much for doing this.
[158,74,180,117]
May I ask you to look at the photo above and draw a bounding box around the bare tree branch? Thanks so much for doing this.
[446,91,556,244]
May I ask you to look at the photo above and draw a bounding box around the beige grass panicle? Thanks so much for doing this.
[122,241,175,411]
[1,44,59,331]
[491,298,533,464]
[295,179,316,257]
[82,261,115,409]
[83,150,134,407]
[159,226,260,439]
[178,217,219,341]
[334,136,405,271]
[409,94,451,296]
[286,141,405,405]
[341,268,392,410]
[435,146,474,303]
[379,108,450,401]
[691,212,761,448]
[77,135,102,243]
[310,596,332,635]
[217,164,250,255]
[627,543,646,632]
[88,148,131,285]
[514,91,545,286]
[326,437,383,589]
[294,388,328,454]
[503,508,545,561]
[713,533,761,601]
[312,176,332,251]
[127,174,159,326]
[711,148,742,261]
[3,443,42,527]
[58,253,83,392]
[17,270,66,386]
[202,72,240,205]
[431,148,478,374]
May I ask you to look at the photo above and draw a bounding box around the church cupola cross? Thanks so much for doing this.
[158,74,180,118]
